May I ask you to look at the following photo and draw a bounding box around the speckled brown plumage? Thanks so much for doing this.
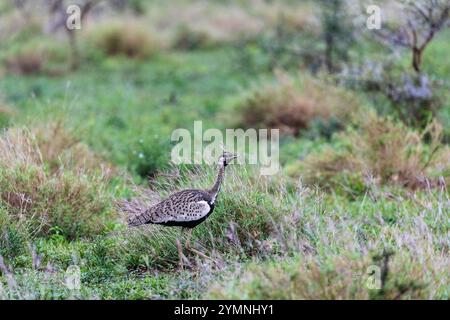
[128,189,214,228]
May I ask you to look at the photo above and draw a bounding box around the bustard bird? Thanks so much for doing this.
[128,152,237,266]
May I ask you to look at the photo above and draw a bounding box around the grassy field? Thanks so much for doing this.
[0,0,449,299]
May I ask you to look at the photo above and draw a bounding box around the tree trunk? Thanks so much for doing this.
[325,33,334,72]
[412,47,422,73]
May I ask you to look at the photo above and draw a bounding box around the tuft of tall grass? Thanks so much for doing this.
[0,122,117,239]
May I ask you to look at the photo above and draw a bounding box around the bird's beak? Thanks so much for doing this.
[225,154,238,166]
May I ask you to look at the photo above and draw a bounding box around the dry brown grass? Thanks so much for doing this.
[0,122,116,238]
[300,112,447,190]
[33,121,113,175]
[0,121,113,176]
[235,73,359,136]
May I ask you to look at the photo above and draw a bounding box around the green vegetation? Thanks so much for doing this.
[0,0,448,300]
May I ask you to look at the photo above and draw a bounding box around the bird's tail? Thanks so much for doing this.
[128,210,153,227]
[116,190,159,227]
[128,215,142,227]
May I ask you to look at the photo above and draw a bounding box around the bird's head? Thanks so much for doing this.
[218,151,238,167]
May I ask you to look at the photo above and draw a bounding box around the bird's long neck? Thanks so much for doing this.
[209,164,225,204]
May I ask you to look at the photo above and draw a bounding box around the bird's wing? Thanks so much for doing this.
[170,200,211,222]
[150,196,211,223]
[128,190,211,226]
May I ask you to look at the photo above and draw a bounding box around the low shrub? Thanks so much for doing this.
[89,20,162,60]
[234,73,359,136]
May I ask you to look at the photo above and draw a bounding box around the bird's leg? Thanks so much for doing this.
[185,228,193,250]
[176,229,192,270]
[176,238,184,270]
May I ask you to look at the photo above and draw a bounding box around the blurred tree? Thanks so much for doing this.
[375,0,449,73]
[318,0,355,72]
[44,0,101,70]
